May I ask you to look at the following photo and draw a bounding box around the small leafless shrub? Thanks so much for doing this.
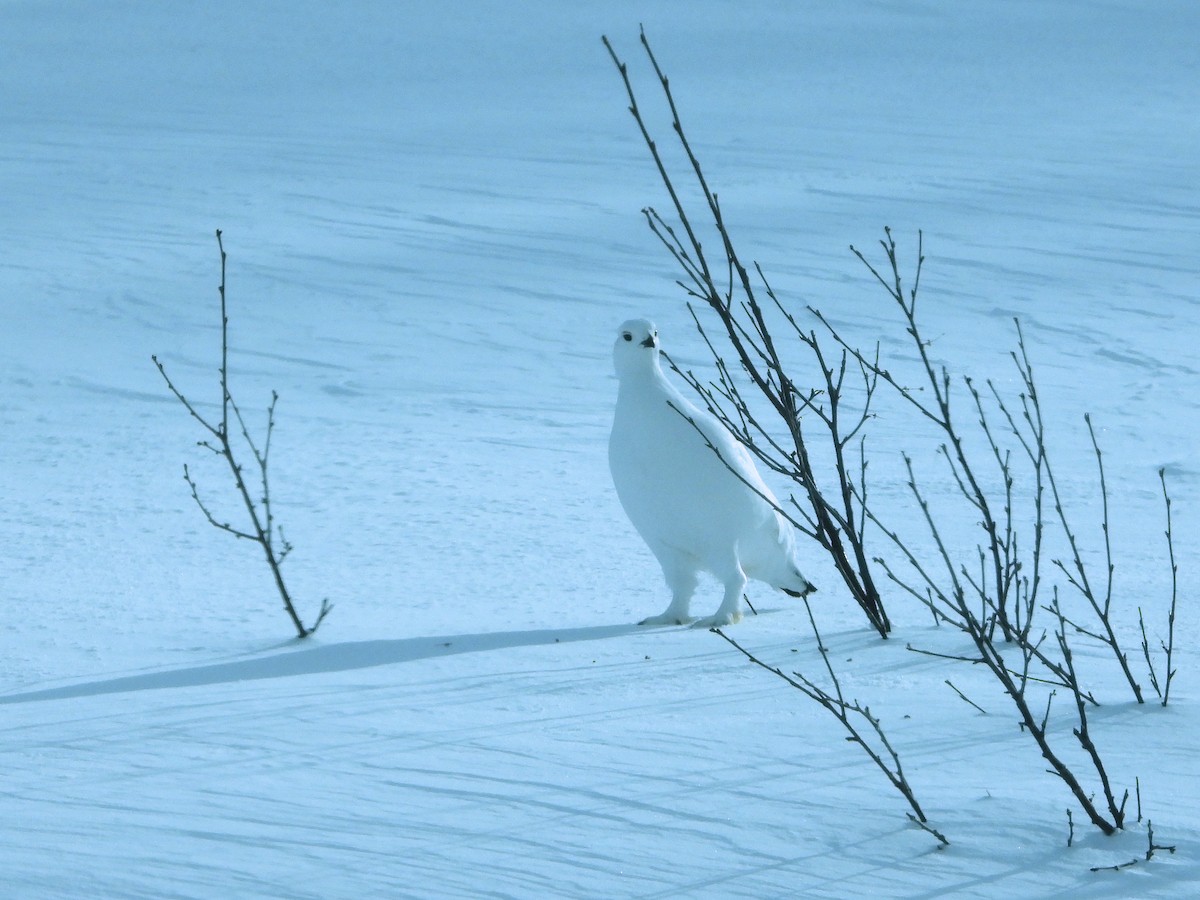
[153,230,331,639]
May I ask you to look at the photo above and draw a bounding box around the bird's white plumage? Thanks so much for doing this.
[608,318,815,627]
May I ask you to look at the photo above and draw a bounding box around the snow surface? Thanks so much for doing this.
[2,1,1198,896]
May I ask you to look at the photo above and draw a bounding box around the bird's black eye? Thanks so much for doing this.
[623,333,632,342]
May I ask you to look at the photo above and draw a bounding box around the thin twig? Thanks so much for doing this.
[713,625,948,846]
[1159,468,1178,706]
[153,230,331,639]
[945,680,988,714]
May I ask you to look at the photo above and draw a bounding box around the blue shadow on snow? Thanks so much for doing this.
[0,623,641,705]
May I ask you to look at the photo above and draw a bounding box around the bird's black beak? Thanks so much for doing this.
[640,335,656,348]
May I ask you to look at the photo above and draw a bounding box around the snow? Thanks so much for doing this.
[2,0,1198,896]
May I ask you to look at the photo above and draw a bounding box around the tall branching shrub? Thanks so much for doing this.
[604,30,890,638]
[605,29,1180,839]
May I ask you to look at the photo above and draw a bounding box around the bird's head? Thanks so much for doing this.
[613,318,660,379]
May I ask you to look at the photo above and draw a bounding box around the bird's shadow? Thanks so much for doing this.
[0,623,642,706]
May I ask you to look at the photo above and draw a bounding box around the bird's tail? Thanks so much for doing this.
[781,582,817,598]
[751,514,817,597]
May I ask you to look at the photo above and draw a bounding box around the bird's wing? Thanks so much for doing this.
[685,404,781,504]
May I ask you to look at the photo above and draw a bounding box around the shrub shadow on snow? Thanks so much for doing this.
[0,624,640,705]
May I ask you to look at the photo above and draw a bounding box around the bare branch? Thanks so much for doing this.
[713,624,947,847]
[154,231,330,639]
[603,30,890,636]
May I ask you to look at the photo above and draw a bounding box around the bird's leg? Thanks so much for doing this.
[640,559,697,626]
[692,563,747,628]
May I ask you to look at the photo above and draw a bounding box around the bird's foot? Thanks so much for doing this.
[638,612,695,627]
[690,610,743,629]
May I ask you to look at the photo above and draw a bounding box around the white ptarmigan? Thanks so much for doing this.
[608,318,816,627]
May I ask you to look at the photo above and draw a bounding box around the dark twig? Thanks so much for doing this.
[1146,821,1177,859]
[1159,469,1178,706]
[945,680,988,714]
[1089,820,1176,872]
[1090,857,1140,873]
[153,230,332,639]
[1048,415,1144,702]
[713,623,948,847]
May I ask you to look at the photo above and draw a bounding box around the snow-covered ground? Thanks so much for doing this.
[3,1,1198,896]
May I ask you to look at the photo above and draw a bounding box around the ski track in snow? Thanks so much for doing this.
[3,1,1199,897]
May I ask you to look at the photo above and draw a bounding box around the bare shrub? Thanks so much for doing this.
[153,230,331,639]
[604,30,890,638]
[841,232,1175,835]
[604,28,1180,841]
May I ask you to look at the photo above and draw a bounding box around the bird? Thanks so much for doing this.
[608,317,816,627]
